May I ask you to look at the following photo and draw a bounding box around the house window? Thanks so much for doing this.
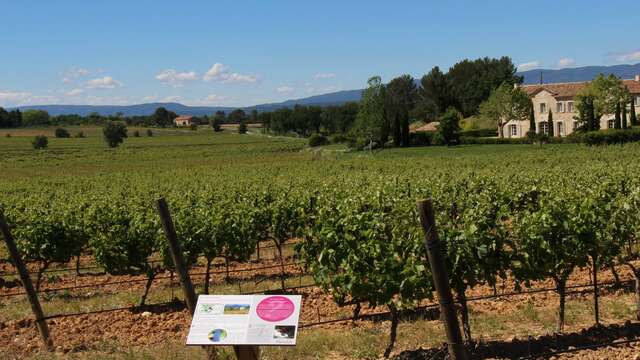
[635,96,640,106]
[538,121,549,135]
[509,124,517,137]
[573,121,579,130]
[608,120,615,129]
[567,101,574,113]
[557,122,564,136]
[540,103,547,114]
[556,102,564,113]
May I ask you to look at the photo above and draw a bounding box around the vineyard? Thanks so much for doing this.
[2,128,640,359]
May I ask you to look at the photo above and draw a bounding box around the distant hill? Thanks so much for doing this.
[12,63,640,116]
[518,63,640,84]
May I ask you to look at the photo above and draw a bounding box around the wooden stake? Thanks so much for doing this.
[156,198,260,360]
[0,211,54,351]
[417,199,467,360]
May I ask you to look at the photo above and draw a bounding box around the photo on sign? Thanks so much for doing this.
[208,328,228,343]
[273,325,296,339]
[200,303,224,315]
[224,304,251,315]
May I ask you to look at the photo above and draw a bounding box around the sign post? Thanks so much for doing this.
[0,211,54,351]
[156,198,265,360]
[417,199,467,360]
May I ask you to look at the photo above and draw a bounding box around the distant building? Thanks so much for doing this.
[503,75,640,138]
[174,115,195,127]
[411,122,440,133]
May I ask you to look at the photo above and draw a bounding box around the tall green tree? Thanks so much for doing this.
[447,56,522,117]
[614,102,621,129]
[22,109,50,127]
[152,107,177,127]
[354,76,388,147]
[631,98,638,126]
[622,103,628,129]
[528,100,536,135]
[575,74,627,129]
[434,108,461,146]
[548,109,554,137]
[210,110,225,132]
[478,83,531,138]
[415,66,451,121]
[386,75,416,147]
[228,109,247,124]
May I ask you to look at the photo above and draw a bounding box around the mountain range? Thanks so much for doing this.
[12,63,640,117]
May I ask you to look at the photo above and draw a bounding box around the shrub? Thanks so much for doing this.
[189,123,198,131]
[308,133,329,147]
[146,129,153,137]
[459,128,497,138]
[133,130,140,137]
[579,128,640,146]
[32,135,48,149]
[54,128,70,138]
[238,121,247,134]
[74,131,85,138]
[5,133,10,138]
[103,122,128,148]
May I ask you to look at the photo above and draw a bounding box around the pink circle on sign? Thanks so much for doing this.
[256,296,295,322]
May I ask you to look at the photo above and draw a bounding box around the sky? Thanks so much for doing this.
[2,0,640,108]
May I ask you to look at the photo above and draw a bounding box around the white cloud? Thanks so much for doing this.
[65,88,84,96]
[313,73,336,79]
[203,63,258,84]
[276,86,294,94]
[186,94,230,106]
[613,50,640,63]
[517,61,542,71]
[62,67,89,84]
[155,69,198,87]
[161,95,182,103]
[0,91,32,104]
[557,58,576,68]
[86,76,123,89]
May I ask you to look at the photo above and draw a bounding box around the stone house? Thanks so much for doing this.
[503,75,640,138]
[174,115,195,127]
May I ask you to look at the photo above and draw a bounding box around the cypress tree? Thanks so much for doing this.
[622,104,628,129]
[631,98,638,127]
[588,99,598,131]
[614,103,621,129]
[548,109,554,137]
[528,101,536,134]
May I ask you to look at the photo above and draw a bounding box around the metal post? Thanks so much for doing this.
[0,211,54,351]
[416,199,467,360]
[156,198,260,360]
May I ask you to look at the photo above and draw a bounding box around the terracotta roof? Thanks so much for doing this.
[411,122,439,133]
[521,78,640,98]
[174,115,193,121]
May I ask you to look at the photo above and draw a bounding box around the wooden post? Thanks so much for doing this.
[416,199,467,360]
[0,211,54,351]
[156,198,260,360]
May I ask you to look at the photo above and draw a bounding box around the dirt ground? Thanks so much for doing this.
[2,253,640,359]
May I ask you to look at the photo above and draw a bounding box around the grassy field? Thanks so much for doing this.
[2,126,640,359]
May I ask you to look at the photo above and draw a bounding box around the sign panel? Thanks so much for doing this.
[186,294,302,346]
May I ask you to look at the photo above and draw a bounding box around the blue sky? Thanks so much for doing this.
[2,0,640,108]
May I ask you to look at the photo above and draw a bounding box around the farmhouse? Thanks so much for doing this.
[503,75,640,138]
[174,115,195,127]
